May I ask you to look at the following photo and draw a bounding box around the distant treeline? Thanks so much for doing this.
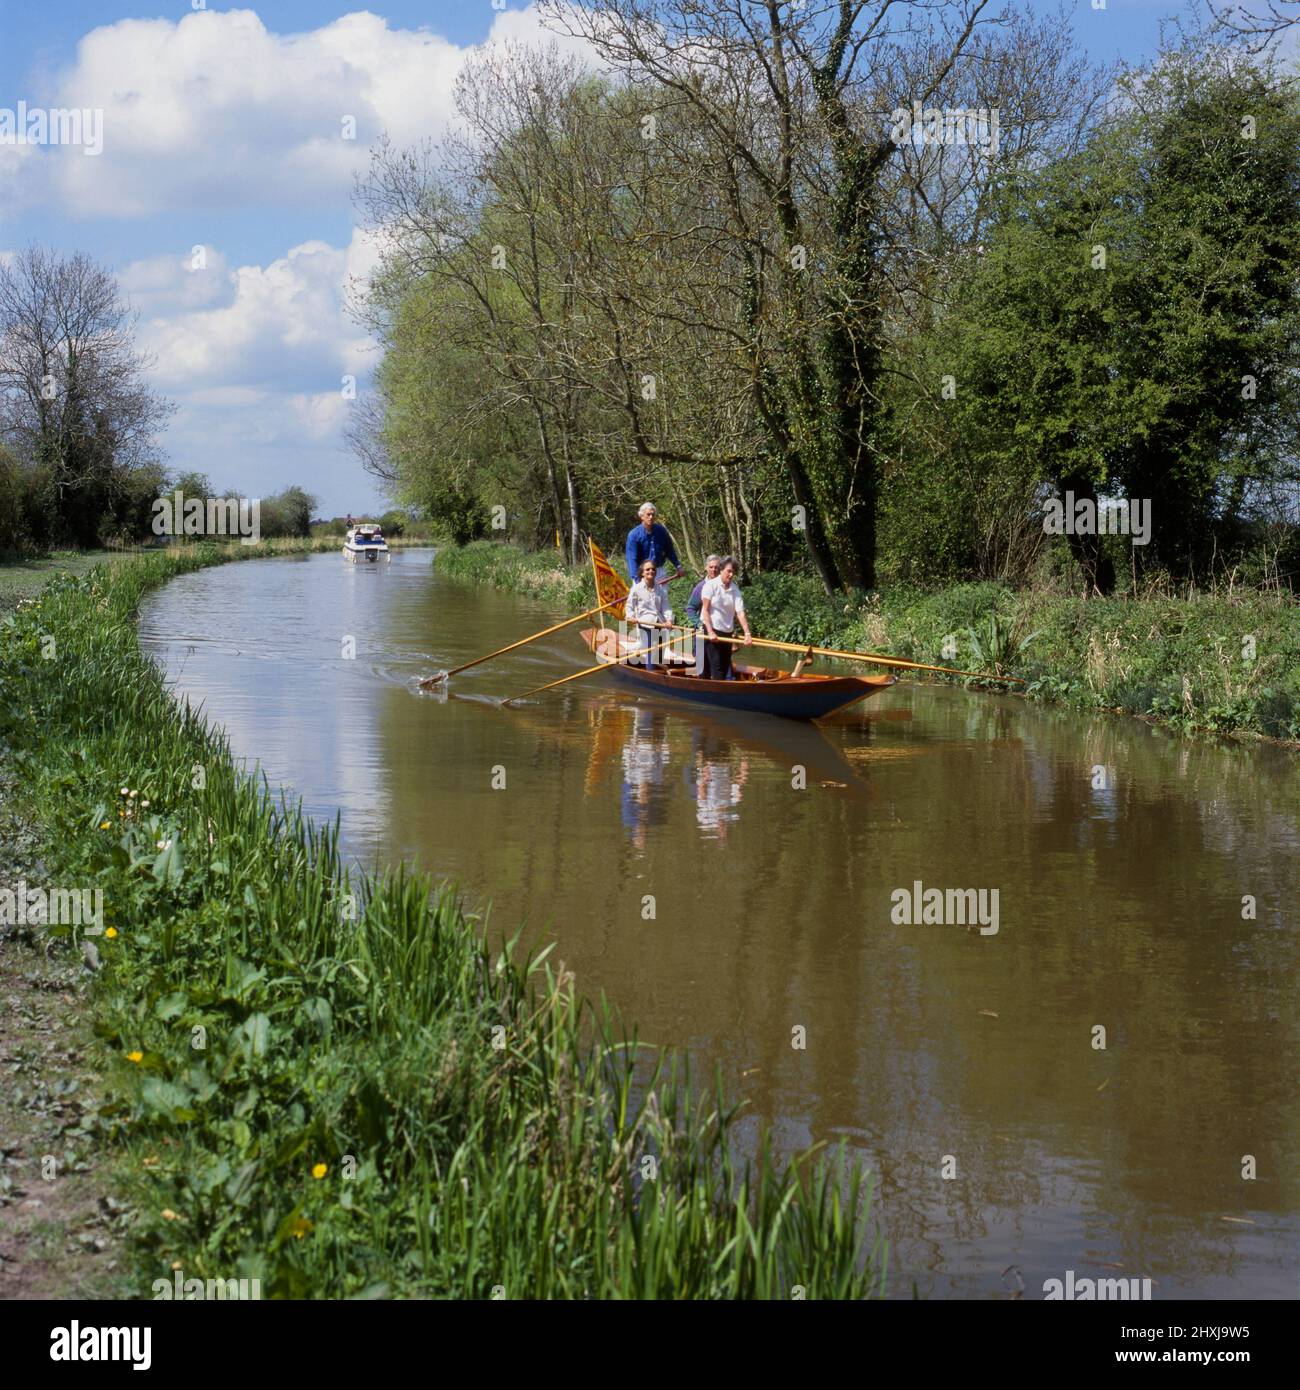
[352,4,1300,596]
[309,510,426,539]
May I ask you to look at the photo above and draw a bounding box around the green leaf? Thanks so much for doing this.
[151,837,184,886]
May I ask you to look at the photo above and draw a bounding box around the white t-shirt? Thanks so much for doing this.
[701,576,745,633]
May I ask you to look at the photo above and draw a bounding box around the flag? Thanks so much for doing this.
[588,537,628,624]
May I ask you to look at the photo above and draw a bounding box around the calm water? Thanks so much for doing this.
[139,550,1299,1300]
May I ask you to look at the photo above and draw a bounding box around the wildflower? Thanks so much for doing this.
[129,790,138,799]
[126,1050,143,1063]
[105,927,118,939]
[120,787,128,796]
[290,1216,313,1239]
[157,839,172,852]
[142,800,150,808]
[312,1163,328,1180]
[100,821,110,830]
[161,1209,178,1221]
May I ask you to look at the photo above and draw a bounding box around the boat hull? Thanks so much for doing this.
[579,629,894,721]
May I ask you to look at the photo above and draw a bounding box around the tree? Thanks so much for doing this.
[0,247,173,546]
[900,44,1300,591]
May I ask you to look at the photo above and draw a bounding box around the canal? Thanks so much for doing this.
[139,549,1298,1299]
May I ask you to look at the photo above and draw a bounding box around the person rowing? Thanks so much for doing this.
[685,554,722,628]
[625,559,671,668]
[700,556,752,680]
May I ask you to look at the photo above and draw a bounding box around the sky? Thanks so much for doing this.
[0,1,1210,517]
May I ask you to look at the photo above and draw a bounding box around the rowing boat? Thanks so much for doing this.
[579,628,895,721]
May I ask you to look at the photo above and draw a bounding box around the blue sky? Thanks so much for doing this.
[0,1,1202,516]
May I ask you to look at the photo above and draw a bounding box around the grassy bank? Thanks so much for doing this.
[434,540,1300,742]
[0,541,884,1299]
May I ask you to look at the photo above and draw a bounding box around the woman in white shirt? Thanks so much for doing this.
[700,557,752,680]
[624,559,670,667]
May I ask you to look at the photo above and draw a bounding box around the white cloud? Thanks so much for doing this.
[119,247,235,317]
[29,5,589,219]
[136,233,372,395]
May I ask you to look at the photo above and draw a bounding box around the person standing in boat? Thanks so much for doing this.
[685,555,722,628]
[625,559,671,668]
[624,502,682,616]
[700,557,752,680]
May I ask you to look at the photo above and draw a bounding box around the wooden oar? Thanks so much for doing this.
[419,599,623,687]
[645,623,1024,683]
[502,632,684,706]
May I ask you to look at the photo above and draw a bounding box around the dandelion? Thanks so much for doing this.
[291,1216,313,1239]
[312,1162,328,1180]
[100,821,110,830]
[161,1209,178,1221]
[126,1050,143,1063]
[105,927,118,939]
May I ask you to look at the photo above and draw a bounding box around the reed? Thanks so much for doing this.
[0,544,886,1299]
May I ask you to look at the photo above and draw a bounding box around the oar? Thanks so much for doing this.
[502,632,685,706]
[647,624,1025,683]
[419,599,623,687]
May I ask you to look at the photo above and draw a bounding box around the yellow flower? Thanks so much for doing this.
[290,1216,313,1239]
[105,927,118,939]
[100,821,110,830]
[126,1050,143,1063]
[311,1163,328,1180]
[161,1208,179,1221]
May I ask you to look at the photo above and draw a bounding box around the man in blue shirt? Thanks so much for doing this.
[624,502,683,596]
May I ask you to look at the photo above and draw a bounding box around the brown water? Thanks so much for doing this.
[139,550,1299,1300]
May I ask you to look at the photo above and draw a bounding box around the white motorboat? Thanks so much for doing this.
[343,524,391,563]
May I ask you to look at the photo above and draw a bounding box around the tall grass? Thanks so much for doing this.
[0,544,885,1299]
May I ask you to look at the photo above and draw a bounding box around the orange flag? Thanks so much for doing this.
[588,537,628,624]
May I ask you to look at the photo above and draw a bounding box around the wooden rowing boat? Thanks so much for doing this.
[579,628,895,721]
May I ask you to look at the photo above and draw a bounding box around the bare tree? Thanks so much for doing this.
[0,246,172,542]
[1207,0,1300,52]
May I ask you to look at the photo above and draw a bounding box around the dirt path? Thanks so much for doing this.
[0,760,125,1298]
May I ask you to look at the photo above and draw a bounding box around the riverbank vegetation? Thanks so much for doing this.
[434,540,1300,741]
[0,544,885,1298]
